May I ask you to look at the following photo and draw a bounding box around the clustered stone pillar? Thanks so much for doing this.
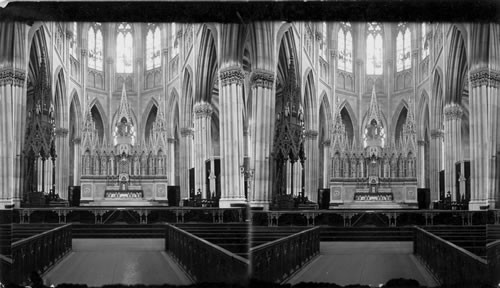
[417,140,426,188]
[249,70,275,209]
[443,103,463,201]
[179,127,193,199]
[193,101,213,199]
[55,128,69,199]
[304,130,319,202]
[430,129,444,201]
[167,138,176,185]
[322,140,331,190]
[469,68,500,209]
[219,67,246,207]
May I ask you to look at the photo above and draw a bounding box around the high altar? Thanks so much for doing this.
[80,85,170,206]
[329,87,418,209]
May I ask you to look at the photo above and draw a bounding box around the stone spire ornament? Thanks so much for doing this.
[117,83,132,125]
[367,85,381,126]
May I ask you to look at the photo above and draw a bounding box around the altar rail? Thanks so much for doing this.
[413,226,489,286]
[250,226,320,283]
[13,207,245,224]
[252,209,499,227]
[165,223,249,283]
[11,224,72,284]
[486,240,500,285]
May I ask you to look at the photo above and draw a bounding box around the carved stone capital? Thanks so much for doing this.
[167,138,176,144]
[180,127,194,137]
[193,102,213,119]
[55,128,69,137]
[323,139,331,146]
[412,50,419,60]
[330,49,337,59]
[0,69,26,87]
[430,129,444,139]
[305,130,319,140]
[220,68,244,87]
[417,140,427,146]
[81,49,88,57]
[73,137,81,144]
[444,104,463,121]
[470,69,500,89]
[106,57,114,64]
[356,59,363,66]
[251,70,275,89]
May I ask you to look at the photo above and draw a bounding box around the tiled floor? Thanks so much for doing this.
[43,239,192,287]
[287,242,439,287]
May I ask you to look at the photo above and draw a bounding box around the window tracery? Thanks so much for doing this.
[366,22,383,75]
[88,22,103,71]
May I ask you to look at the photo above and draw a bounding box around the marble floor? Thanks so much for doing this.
[287,242,439,287]
[43,239,192,287]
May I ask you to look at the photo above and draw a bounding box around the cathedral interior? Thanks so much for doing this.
[1,18,499,287]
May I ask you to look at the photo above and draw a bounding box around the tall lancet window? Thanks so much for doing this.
[70,22,78,58]
[171,23,179,57]
[421,23,429,60]
[366,22,383,75]
[396,23,412,72]
[146,24,162,70]
[116,23,133,73]
[337,22,353,72]
[88,22,103,71]
[320,22,327,59]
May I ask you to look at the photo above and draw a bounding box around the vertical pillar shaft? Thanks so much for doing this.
[430,129,444,201]
[179,128,193,199]
[193,102,213,198]
[417,140,426,188]
[444,104,463,201]
[249,70,275,208]
[219,68,246,207]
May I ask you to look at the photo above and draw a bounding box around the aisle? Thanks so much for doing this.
[43,239,191,286]
[287,242,439,287]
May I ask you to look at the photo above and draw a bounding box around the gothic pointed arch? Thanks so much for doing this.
[181,66,194,128]
[303,69,317,130]
[142,97,160,142]
[219,23,246,68]
[338,99,358,144]
[431,68,444,130]
[391,99,409,140]
[196,26,218,103]
[54,68,67,129]
[418,90,430,140]
[168,88,180,137]
[88,98,107,143]
[446,26,468,105]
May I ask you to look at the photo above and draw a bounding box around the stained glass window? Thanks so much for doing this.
[366,22,383,75]
[70,22,78,58]
[146,24,161,70]
[338,22,353,72]
[172,23,179,57]
[88,23,103,71]
[421,23,429,60]
[116,23,133,73]
[396,23,412,72]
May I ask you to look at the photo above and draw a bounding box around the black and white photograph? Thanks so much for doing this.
[0,1,499,287]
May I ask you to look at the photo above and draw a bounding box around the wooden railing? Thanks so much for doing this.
[11,224,72,285]
[413,226,488,286]
[250,226,320,283]
[165,223,249,283]
[486,240,500,285]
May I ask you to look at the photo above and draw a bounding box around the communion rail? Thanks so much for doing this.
[11,224,72,285]
[250,226,320,283]
[165,223,249,283]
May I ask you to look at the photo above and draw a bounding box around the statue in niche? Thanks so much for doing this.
[119,152,128,174]
[84,150,91,175]
[343,154,349,178]
[391,154,397,178]
[157,150,164,175]
[93,152,100,175]
[350,154,357,178]
[333,153,340,178]
[398,154,404,177]
[383,154,390,178]
[148,152,155,175]
[117,118,132,137]
[140,151,147,175]
[100,151,107,175]
[109,151,115,175]
[359,155,365,178]
[133,151,140,175]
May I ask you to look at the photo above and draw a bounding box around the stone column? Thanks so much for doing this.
[218,67,246,207]
[193,101,213,199]
[469,69,500,209]
[249,70,275,209]
[430,129,444,201]
[55,128,70,199]
[179,127,193,199]
[417,140,426,188]
[304,130,319,202]
[167,138,176,185]
[443,103,463,201]
[73,137,82,185]
[322,140,331,189]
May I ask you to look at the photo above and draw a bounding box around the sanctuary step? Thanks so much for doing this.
[82,199,167,206]
[335,201,415,209]
[72,224,166,238]
[320,226,414,241]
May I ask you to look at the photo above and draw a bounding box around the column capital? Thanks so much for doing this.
[330,49,337,59]
[250,70,275,89]
[81,49,88,57]
[0,69,26,87]
[167,138,176,144]
[430,129,444,139]
[193,101,213,119]
[180,127,194,137]
[444,103,463,121]
[73,137,81,144]
[55,128,69,138]
[220,67,244,87]
[304,130,319,140]
[106,57,114,64]
[417,140,427,146]
[323,139,331,146]
[412,49,419,60]
[356,59,363,66]
[162,49,169,56]
[470,69,500,89]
